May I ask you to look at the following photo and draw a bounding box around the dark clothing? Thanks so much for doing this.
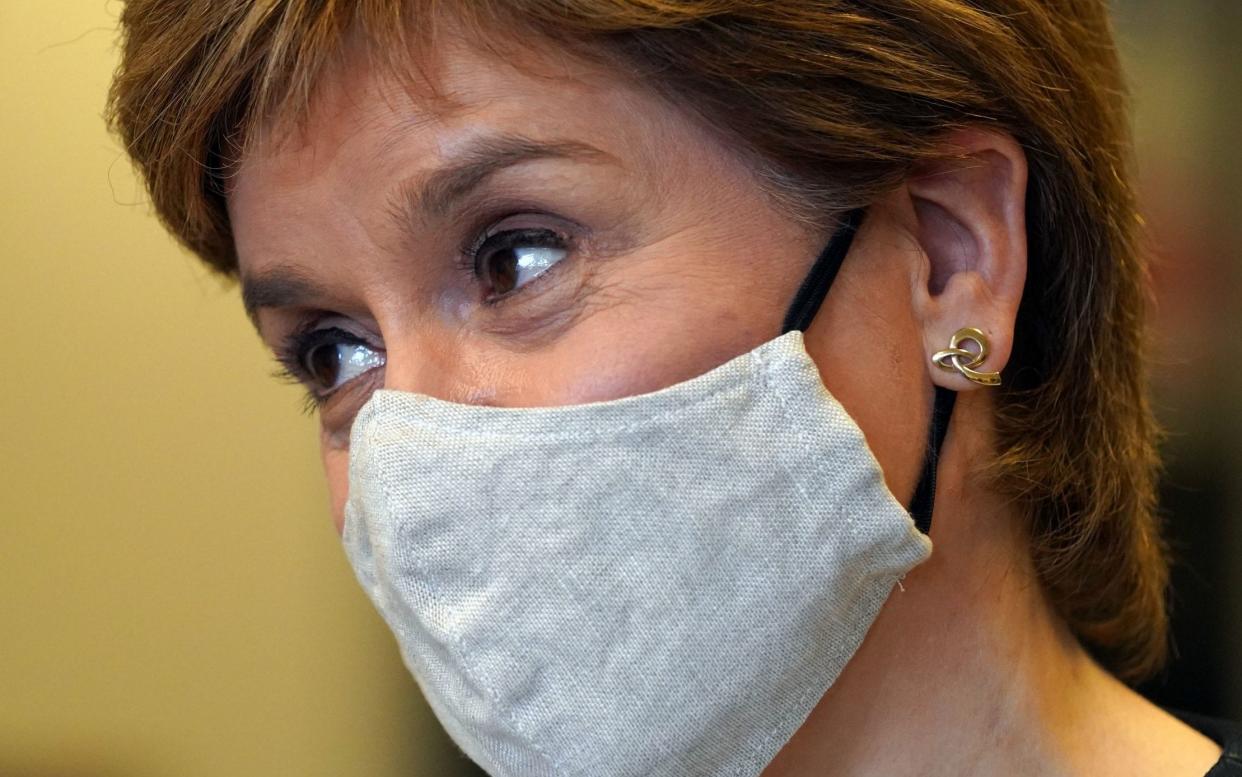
[1176,710,1242,776]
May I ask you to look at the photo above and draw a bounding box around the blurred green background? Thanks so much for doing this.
[0,1,1238,775]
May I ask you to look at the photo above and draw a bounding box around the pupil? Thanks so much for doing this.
[307,345,341,388]
[489,248,518,294]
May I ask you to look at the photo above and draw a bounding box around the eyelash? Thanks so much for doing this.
[272,218,577,413]
[457,221,575,306]
[272,323,376,414]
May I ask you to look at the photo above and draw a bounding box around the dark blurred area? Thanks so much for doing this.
[1116,0,1242,718]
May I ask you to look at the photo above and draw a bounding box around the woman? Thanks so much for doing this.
[108,1,1239,775]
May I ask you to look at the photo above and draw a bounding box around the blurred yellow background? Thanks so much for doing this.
[1,1,1238,775]
[0,3,474,775]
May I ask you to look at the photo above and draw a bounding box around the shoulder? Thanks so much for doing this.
[1172,709,1242,776]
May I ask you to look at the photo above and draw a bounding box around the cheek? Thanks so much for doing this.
[830,330,929,503]
[321,444,350,535]
[807,267,930,505]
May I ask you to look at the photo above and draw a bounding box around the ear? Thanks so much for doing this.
[906,127,1028,391]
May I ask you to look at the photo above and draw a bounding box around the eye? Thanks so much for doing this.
[304,340,383,392]
[469,227,570,300]
[289,326,385,395]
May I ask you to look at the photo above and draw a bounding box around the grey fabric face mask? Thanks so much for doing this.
[341,209,953,776]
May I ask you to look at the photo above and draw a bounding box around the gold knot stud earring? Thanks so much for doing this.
[932,327,1002,387]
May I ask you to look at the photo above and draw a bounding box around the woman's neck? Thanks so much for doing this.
[764,436,1221,777]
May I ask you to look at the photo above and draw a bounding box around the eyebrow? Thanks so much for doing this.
[389,132,615,227]
[241,266,330,322]
[241,133,614,321]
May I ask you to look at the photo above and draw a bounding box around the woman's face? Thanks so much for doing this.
[229,28,930,531]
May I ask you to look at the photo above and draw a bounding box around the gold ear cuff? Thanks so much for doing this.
[932,327,1002,387]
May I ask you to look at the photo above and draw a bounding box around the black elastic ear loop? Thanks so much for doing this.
[780,207,955,534]
[907,387,955,534]
[781,208,866,334]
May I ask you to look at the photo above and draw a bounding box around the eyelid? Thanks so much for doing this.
[459,208,575,257]
[480,236,572,309]
[458,213,578,307]
[272,316,385,402]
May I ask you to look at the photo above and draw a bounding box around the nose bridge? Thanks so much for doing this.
[382,327,462,400]
[379,315,511,405]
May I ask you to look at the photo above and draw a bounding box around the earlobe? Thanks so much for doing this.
[906,127,1028,391]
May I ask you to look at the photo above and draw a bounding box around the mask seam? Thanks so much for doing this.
[754,345,856,544]
[363,414,567,777]
[744,350,929,772]
[738,345,859,772]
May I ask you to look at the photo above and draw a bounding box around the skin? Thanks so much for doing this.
[228,22,1223,777]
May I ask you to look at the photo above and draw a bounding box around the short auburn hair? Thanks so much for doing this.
[109,1,1167,680]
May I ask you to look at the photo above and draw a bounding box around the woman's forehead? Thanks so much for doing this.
[225,23,725,291]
